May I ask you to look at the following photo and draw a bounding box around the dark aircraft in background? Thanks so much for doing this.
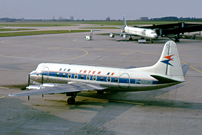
[138,22,202,42]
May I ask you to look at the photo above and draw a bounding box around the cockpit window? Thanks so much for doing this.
[151,32,156,34]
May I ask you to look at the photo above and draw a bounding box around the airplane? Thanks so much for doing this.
[9,41,189,104]
[109,16,158,43]
[138,22,202,42]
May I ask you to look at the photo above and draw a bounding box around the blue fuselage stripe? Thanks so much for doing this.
[41,71,160,84]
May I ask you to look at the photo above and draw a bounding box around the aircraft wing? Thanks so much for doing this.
[9,82,107,97]
[94,30,139,37]
[109,32,139,37]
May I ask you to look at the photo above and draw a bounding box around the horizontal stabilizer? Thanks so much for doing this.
[151,75,181,83]
[182,65,189,77]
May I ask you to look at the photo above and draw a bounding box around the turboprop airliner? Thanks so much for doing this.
[9,41,188,104]
[109,16,158,43]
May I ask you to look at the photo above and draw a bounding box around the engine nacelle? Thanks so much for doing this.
[26,83,55,90]
[110,33,115,38]
[26,85,41,90]
[120,30,125,37]
[123,34,127,38]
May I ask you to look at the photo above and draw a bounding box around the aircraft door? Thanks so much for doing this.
[119,73,130,88]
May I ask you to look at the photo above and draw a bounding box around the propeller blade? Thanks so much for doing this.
[28,74,30,86]
[42,75,44,84]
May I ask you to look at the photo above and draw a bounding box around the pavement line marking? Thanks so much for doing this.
[0,96,5,98]
[53,48,88,62]
[91,47,202,75]
[2,40,25,47]
[3,39,202,74]
[92,47,202,75]
[189,66,202,74]
[2,40,89,62]
[0,87,9,89]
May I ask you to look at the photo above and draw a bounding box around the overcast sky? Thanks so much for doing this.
[0,0,202,20]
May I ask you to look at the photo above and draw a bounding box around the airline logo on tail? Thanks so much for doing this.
[161,55,174,66]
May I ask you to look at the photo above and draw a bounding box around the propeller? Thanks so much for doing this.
[28,74,30,100]
[42,75,44,97]
[27,74,45,100]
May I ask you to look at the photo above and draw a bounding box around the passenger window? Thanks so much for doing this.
[57,73,59,77]
[75,74,77,79]
[81,75,84,79]
[86,75,89,80]
[63,73,66,77]
[68,74,71,78]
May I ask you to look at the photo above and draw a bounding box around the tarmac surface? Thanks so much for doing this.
[0,27,202,135]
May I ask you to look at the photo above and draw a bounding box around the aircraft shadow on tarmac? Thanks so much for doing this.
[2,83,202,134]
[40,84,202,112]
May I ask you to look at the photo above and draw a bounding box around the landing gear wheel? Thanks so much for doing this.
[175,39,180,42]
[97,90,104,94]
[67,97,75,104]
[129,37,132,41]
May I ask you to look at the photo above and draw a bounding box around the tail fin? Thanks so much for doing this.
[123,16,127,28]
[137,41,186,82]
[152,41,184,81]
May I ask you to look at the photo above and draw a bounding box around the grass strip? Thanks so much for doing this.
[80,27,119,29]
[0,22,77,27]
[0,28,35,31]
[0,30,90,37]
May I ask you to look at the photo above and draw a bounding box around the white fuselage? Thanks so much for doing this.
[30,63,179,92]
[124,26,158,39]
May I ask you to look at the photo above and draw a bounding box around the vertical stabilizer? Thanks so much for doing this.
[152,41,184,81]
[123,16,127,28]
[136,41,185,82]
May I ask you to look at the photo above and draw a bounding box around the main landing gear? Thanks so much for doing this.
[67,97,75,104]
[66,92,77,104]
[97,90,104,94]
[129,36,133,41]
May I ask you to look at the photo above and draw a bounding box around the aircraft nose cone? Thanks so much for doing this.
[29,70,38,80]
[30,70,37,75]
